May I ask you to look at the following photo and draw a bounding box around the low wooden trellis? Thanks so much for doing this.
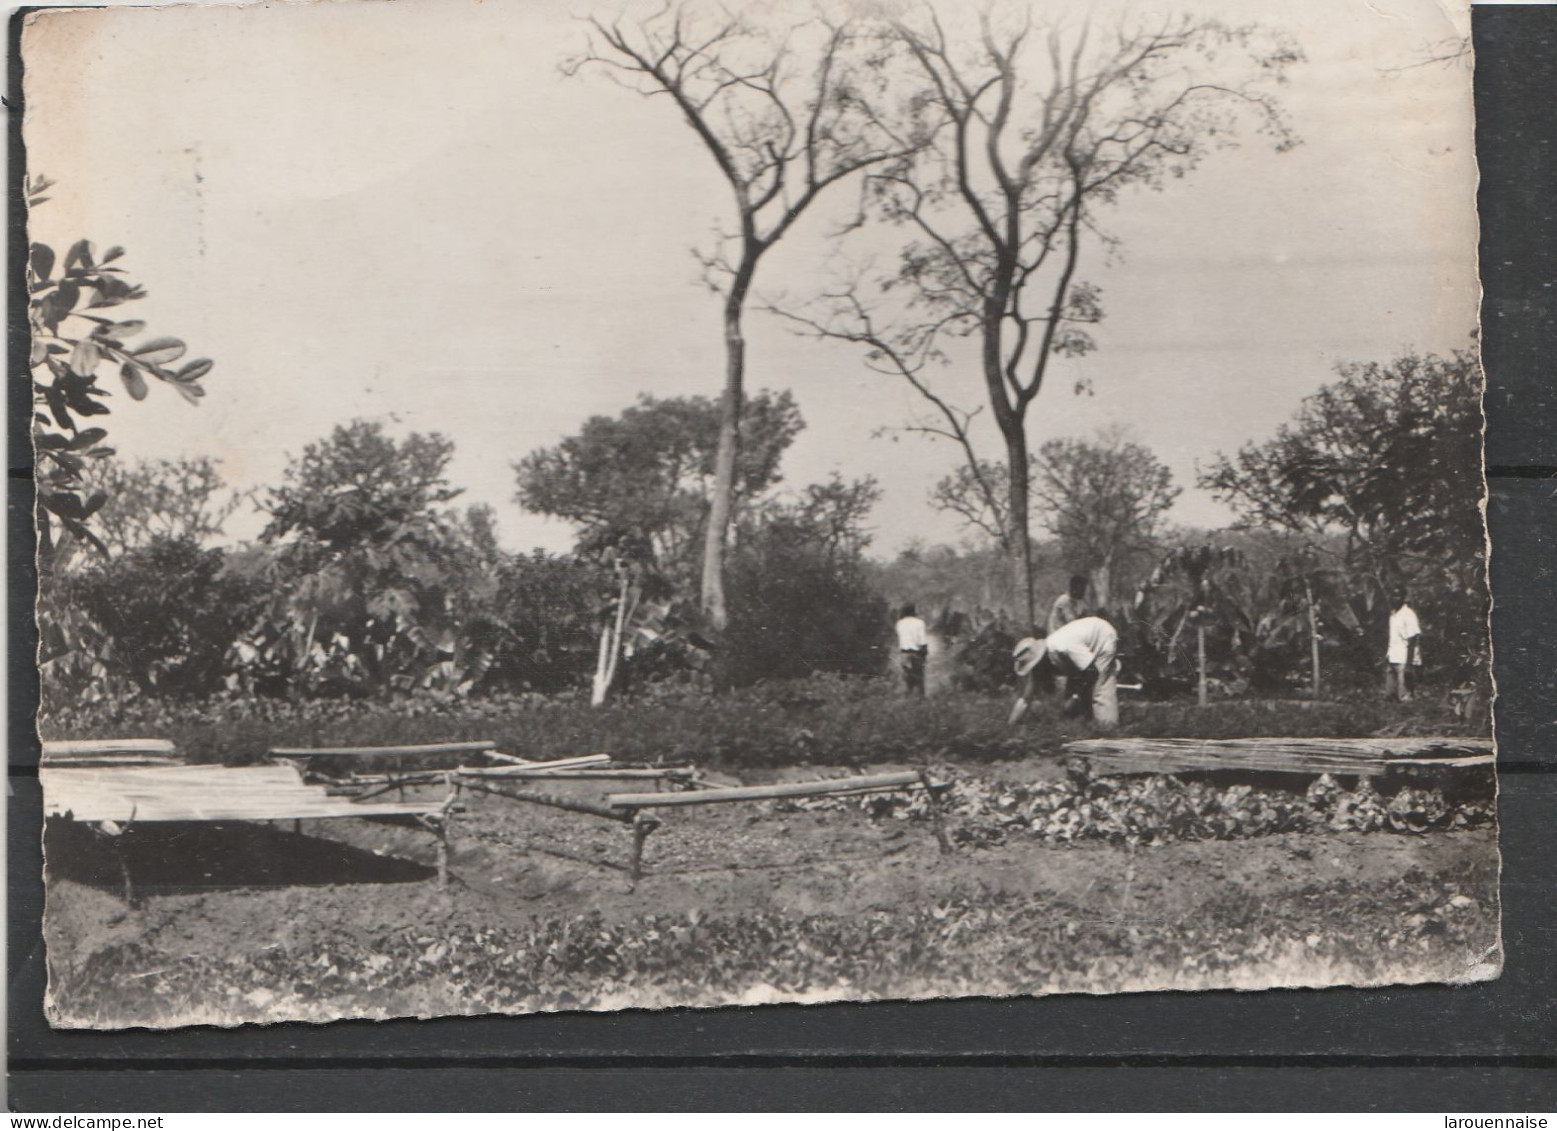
[265,742,954,879]
[264,742,705,882]
[281,745,953,879]
[43,737,955,895]
[602,770,955,878]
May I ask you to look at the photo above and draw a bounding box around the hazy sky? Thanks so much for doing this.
[22,0,1478,558]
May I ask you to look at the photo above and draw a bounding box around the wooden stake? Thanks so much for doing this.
[435,823,449,890]
[1305,577,1322,698]
[104,807,140,907]
[1197,624,1208,707]
[112,834,137,908]
[919,770,953,855]
[628,812,661,880]
[436,772,459,890]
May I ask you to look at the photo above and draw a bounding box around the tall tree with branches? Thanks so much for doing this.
[570,3,919,629]
[774,7,1300,624]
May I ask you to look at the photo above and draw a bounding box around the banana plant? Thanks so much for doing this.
[1132,544,1244,704]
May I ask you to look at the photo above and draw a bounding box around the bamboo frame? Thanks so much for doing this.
[269,741,497,759]
[460,779,664,881]
[341,755,616,788]
[606,771,924,809]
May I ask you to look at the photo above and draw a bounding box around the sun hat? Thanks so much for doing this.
[1013,636,1047,677]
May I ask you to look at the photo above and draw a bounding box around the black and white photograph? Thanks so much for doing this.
[26,0,1495,1030]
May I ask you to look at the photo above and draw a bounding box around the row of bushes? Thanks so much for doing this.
[36,523,892,713]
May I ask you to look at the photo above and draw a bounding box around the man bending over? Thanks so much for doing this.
[1010,615,1120,729]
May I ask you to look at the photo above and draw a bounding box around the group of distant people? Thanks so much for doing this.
[892,575,1426,725]
[893,574,1120,725]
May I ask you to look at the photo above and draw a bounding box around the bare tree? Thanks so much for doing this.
[570,3,918,629]
[775,6,1300,624]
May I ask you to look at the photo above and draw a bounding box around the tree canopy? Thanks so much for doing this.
[1200,348,1483,586]
[1201,346,1487,682]
[65,537,263,700]
[1030,430,1180,609]
[251,419,477,695]
[262,418,461,554]
[931,430,1178,609]
[514,390,803,579]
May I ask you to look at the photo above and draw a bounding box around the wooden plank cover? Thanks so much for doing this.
[41,739,182,766]
[1063,736,1495,777]
[42,764,446,824]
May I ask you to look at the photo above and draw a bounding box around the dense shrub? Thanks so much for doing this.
[722,515,889,688]
[475,551,608,695]
[46,537,263,704]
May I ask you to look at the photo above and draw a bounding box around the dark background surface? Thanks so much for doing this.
[8,3,1555,1113]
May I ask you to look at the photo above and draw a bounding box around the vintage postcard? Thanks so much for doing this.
[26,0,1494,1029]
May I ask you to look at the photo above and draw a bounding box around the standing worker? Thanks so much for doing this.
[1009,615,1120,729]
[1384,585,1422,701]
[895,603,929,698]
[1048,574,1093,634]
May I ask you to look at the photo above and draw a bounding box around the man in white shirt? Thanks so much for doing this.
[1046,574,1093,705]
[1047,574,1093,634]
[1385,585,1422,701]
[894,603,929,698]
[1010,615,1120,728]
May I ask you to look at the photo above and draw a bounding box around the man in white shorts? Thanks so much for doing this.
[894,603,929,698]
[1384,585,1421,701]
[1010,615,1120,729]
